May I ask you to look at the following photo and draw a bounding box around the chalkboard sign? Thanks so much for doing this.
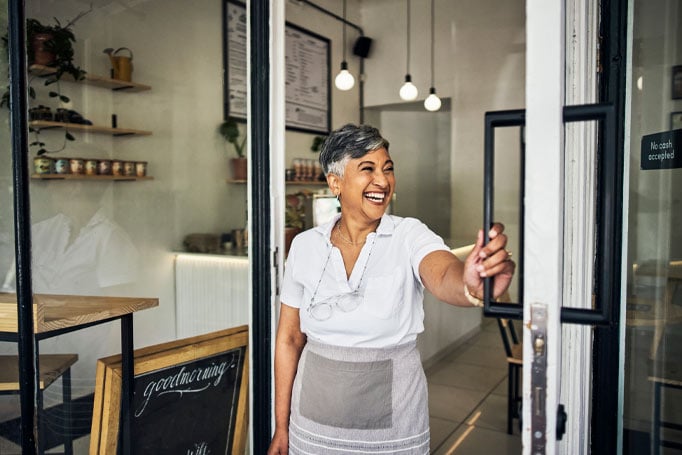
[90,326,249,455]
[132,347,245,454]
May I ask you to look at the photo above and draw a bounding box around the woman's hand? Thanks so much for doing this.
[464,223,515,301]
[267,428,289,455]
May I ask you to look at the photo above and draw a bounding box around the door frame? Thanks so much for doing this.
[522,0,628,452]
[591,0,628,452]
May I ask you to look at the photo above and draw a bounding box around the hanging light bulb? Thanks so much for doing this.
[424,0,441,111]
[399,0,418,101]
[335,0,355,91]
[424,87,442,111]
[400,75,418,101]
[335,61,355,91]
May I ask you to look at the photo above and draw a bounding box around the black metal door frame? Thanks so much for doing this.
[591,0,627,452]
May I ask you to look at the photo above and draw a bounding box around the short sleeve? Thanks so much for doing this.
[280,236,304,308]
[406,220,451,284]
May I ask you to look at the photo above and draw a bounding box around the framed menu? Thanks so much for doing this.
[224,0,331,134]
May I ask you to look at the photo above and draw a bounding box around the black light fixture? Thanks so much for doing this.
[334,0,355,91]
[399,0,418,101]
[424,0,441,111]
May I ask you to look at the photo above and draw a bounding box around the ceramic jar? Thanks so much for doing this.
[54,158,70,175]
[135,161,148,177]
[69,158,85,174]
[123,161,135,176]
[33,156,52,174]
[85,159,99,175]
[97,159,112,175]
[111,160,124,176]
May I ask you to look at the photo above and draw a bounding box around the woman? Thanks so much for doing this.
[268,124,514,454]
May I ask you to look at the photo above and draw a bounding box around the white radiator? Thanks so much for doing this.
[175,253,249,338]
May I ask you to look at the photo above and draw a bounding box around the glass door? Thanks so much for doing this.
[621,0,682,453]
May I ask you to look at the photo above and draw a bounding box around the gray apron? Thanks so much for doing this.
[289,339,430,454]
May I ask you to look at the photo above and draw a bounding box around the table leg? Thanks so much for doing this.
[119,314,133,455]
[62,367,72,455]
[652,381,661,455]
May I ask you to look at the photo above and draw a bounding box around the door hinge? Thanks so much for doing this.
[273,247,280,296]
[556,404,567,440]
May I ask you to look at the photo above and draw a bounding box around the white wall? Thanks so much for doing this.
[360,0,524,298]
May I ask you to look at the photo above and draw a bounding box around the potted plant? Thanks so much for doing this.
[219,117,247,180]
[284,191,310,254]
[26,17,86,82]
[2,10,90,155]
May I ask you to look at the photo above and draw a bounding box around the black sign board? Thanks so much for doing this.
[641,129,682,170]
[131,347,245,455]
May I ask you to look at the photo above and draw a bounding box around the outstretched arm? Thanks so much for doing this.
[420,223,515,306]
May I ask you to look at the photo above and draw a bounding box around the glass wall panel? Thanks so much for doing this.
[0,0,22,452]
[1,1,251,452]
[622,0,682,452]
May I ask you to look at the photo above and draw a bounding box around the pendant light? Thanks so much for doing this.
[399,0,418,101]
[334,0,355,91]
[424,0,441,111]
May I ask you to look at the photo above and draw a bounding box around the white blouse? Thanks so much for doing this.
[281,214,450,348]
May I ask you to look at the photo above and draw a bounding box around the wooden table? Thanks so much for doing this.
[0,293,158,454]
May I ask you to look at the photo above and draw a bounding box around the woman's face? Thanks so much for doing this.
[335,147,395,223]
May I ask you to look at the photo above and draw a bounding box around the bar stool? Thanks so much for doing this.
[0,354,78,454]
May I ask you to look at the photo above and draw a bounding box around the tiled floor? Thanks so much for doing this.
[427,318,522,454]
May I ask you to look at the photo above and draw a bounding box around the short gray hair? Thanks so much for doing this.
[319,124,389,177]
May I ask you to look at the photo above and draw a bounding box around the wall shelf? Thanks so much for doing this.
[226,179,327,185]
[28,64,152,92]
[30,120,152,137]
[32,174,153,181]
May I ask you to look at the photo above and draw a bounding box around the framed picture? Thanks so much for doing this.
[90,326,249,455]
[223,0,331,133]
[223,0,248,121]
[672,111,682,131]
[673,65,682,100]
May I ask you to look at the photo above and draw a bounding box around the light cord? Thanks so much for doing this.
[406,0,411,75]
[342,0,347,62]
[430,0,435,87]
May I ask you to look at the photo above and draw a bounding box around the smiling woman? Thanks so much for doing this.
[267,124,515,455]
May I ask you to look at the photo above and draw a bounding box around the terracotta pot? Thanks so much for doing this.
[231,157,247,180]
[31,33,55,66]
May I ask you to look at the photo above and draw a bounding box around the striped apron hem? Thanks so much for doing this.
[289,339,430,454]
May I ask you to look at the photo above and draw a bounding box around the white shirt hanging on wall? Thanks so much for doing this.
[3,209,139,294]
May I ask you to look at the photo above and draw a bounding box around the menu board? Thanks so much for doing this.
[224,0,331,133]
[224,0,247,119]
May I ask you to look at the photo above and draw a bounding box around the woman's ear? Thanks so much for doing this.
[327,174,340,195]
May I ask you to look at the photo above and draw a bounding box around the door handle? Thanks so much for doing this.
[483,109,525,320]
[482,103,616,326]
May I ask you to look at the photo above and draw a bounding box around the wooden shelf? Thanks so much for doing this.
[29,64,152,92]
[226,179,327,185]
[30,120,152,137]
[32,174,153,181]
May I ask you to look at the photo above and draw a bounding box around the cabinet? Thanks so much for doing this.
[28,64,153,181]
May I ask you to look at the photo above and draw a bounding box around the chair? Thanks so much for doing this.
[450,244,523,434]
[0,354,78,454]
[626,260,682,359]
[648,361,682,454]
[497,318,522,435]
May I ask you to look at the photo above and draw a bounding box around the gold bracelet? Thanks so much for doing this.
[464,284,484,307]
